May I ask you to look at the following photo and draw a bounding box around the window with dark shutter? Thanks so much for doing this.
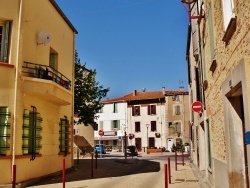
[151,121,157,131]
[148,105,156,115]
[132,106,140,116]
[135,122,141,132]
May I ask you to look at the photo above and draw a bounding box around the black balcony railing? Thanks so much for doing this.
[22,61,71,90]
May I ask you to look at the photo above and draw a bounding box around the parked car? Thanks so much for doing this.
[126,145,138,156]
[95,144,106,154]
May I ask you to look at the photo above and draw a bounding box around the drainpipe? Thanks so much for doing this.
[12,0,23,183]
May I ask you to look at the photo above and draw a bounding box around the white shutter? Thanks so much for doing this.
[221,0,235,30]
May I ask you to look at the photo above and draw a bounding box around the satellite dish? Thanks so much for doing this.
[37,31,51,45]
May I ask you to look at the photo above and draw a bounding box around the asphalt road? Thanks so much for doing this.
[27,152,173,188]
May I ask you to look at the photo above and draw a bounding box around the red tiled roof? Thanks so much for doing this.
[102,90,189,104]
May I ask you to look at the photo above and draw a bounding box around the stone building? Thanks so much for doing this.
[185,0,250,187]
[0,0,77,185]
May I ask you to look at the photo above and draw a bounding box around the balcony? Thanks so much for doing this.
[21,62,72,105]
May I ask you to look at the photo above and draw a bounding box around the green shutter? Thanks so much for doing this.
[22,109,30,154]
[208,7,215,62]
[117,120,120,130]
[3,21,10,62]
[0,107,10,155]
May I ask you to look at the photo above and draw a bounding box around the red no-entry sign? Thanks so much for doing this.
[191,101,203,113]
[98,129,104,136]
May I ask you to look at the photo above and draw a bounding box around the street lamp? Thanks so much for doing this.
[122,124,128,159]
[181,0,205,21]
[146,124,150,150]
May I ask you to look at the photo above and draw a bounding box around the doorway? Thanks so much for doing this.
[226,83,249,188]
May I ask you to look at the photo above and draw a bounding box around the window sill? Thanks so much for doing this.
[0,154,42,159]
[0,62,14,68]
[222,17,237,44]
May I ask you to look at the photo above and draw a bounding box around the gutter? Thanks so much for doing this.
[12,0,23,184]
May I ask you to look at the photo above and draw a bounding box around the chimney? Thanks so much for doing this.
[162,87,165,94]
[179,86,184,91]
[133,90,137,96]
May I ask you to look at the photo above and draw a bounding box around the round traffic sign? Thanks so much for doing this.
[98,129,104,136]
[192,101,203,113]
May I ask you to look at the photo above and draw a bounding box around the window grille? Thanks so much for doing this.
[0,107,10,155]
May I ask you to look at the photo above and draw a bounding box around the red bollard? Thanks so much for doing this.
[12,165,16,188]
[91,153,94,177]
[168,157,171,184]
[182,151,184,166]
[165,164,168,188]
[175,151,177,171]
[62,158,65,188]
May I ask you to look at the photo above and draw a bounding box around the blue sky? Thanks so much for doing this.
[56,0,189,99]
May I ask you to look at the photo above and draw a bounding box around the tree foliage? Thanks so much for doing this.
[74,51,109,125]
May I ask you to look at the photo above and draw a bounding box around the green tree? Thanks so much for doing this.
[74,51,109,125]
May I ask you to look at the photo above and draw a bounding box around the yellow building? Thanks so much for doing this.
[0,0,77,185]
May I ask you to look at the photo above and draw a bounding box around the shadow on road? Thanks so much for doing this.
[30,158,160,186]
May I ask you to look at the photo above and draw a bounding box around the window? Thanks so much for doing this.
[93,122,98,131]
[135,122,141,132]
[151,121,157,132]
[221,0,236,43]
[49,48,58,70]
[168,122,172,127]
[172,95,180,101]
[99,121,103,130]
[174,122,181,133]
[113,103,118,113]
[132,106,140,116]
[221,0,235,30]
[22,107,42,160]
[0,20,11,63]
[113,140,117,146]
[174,105,181,115]
[111,120,120,130]
[99,106,104,113]
[148,105,156,115]
[0,107,10,155]
[59,116,69,156]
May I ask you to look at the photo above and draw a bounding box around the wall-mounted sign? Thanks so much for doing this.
[245,131,250,145]
[103,131,117,136]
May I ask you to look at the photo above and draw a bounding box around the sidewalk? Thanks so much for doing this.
[16,152,209,188]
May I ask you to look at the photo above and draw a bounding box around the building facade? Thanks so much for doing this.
[94,101,127,151]
[185,0,250,187]
[95,88,190,153]
[0,0,77,184]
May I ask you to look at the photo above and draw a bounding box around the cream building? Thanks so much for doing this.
[186,0,250,187]
[0,0,77,185]
[95,88,190,153]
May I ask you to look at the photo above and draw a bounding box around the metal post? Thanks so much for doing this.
[12,165,16,188]
[125,131,127,159]
[62,158,65,188]
[95,150,98,169]
[77,147,79,164]
[91,153,94,177]
[165,164,168,188]
[175,151,177,171]
[182,151,184,166]
[168,157,171,184]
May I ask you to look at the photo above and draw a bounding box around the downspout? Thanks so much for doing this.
[71,31,76,166]
[196,1,209,178]
[12,0,23,181]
